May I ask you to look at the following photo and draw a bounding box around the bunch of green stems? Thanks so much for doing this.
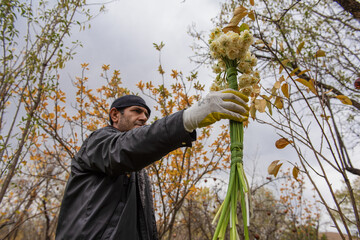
[212,64,250,240]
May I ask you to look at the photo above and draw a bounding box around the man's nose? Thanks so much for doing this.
[139,112,148,122]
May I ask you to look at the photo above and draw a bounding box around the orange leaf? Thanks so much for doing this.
[275,138,293,149]
[249,0,255,6]
[81,63,89,68]
[136,81,145,91]
[171,70,178,79]
[314,50,326,58]
[268,160,283,177]
[189,185,197,192]
[292,166,300,180]
[102,64,110,71]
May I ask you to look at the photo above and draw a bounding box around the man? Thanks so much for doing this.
[56,89,249,240]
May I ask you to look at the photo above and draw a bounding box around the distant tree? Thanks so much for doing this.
[0,0,103,238]
[334,177,360,237]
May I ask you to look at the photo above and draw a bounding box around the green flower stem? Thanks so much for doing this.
[212,166,235,239]
[213,59,249,240]
[231,168,238,239]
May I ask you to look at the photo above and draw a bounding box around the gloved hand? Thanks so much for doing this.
[183,89,249,132]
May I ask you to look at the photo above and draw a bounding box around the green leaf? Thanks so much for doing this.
[239,23,250,32]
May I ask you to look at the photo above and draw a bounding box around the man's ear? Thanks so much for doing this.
[109,108,119,125]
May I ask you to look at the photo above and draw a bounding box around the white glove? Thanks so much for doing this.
[183,89,249,132]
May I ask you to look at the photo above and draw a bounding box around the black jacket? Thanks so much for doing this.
[56,111,196,240]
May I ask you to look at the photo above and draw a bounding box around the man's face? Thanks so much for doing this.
[111,106,149,132]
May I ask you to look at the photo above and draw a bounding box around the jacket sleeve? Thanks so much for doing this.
[75,110,196,176]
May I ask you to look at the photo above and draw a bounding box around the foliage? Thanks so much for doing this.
[0,1,104,238]
[189,0,360,238]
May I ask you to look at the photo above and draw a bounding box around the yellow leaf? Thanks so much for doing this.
[308,79,317,94]
[274,96,283,109]
[336,95,352,105]
[255,99,267,112]
[274,81,281,89]
[248,10,255,21]
[261,95,272,101]
[320,114,330,121]
[314,50,326,58]
[281,83,289,98]
[296,41,305,54]
[250,104,256,119]
[296,78,317,94]
[289,67,299,77]
[222,6,248,33]
[268,160,283,177]
[324,89,333,94]
[275,138,293,149]
[253,84,260,94]
[189,185,197,192]
[292,166,300,180]
[250,0,255,6]
[279,42,284,52]
[279,59,290,74]
[158,65,165,74]
[279,75,285,83]
[297,69,310,76]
